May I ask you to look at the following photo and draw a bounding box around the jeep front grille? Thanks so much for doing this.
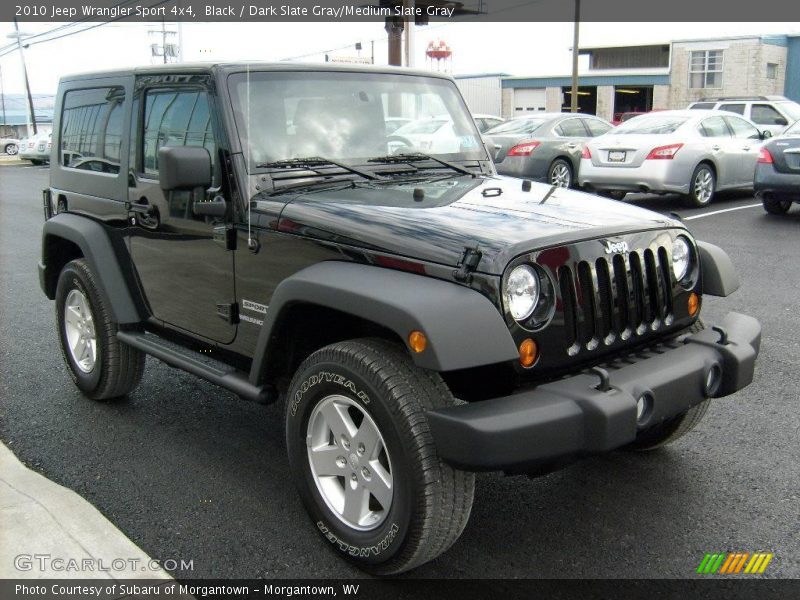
[557,247,674,355]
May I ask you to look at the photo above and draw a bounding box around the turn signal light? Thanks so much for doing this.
[519,338,538,368]
[408,330,428,353]
[688,292,700,317]
[508,141,541,157]
[758,148,774,164]
[645,143,683,160]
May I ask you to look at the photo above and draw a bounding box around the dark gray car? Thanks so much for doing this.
[486,113,613,188]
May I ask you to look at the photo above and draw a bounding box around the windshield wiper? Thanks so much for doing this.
[257,156,379,180]
[367,153,475,177]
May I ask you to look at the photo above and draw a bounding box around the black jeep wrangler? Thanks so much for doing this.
[39,63,761,574]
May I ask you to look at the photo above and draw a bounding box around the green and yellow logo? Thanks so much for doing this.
[697,552,774,574]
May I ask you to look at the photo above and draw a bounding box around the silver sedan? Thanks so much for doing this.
[486,113,613,188]
[578,109,771,207]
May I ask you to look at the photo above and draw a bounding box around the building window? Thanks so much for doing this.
[689,50,723,89]
[766,63,778,80]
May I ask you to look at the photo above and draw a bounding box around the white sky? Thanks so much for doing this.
[0,20,798,94]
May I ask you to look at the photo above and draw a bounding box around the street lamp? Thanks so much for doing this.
[6,18,37,137]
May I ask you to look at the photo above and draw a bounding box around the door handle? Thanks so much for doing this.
[742,146,751,151]
[567,143,578,148]
[711,145,721,151]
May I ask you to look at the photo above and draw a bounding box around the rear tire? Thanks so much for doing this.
[55,259,145,400]
[762,196,792,215]
[548,159,573,188]
[29,159,42,165]
[4,143,17,156]
[285,338,475,575]
[625,319,710,451]
[685,164,716,208]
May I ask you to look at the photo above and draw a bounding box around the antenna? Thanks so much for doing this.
[246,64,254,251]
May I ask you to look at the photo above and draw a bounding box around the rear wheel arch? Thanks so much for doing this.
[42,234,83,299]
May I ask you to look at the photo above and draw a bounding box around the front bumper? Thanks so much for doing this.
[427,312,760,472]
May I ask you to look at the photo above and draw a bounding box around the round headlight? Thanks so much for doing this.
[504,265,540,322]
[672,236,692,282]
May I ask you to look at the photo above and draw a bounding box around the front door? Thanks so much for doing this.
[128,81,236,344]
[723,115,763,186]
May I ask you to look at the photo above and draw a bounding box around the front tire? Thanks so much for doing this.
[685,164,716,208]
[285,338,475,575]
[55,259,145,400]
[625,319,709,451]
[548,158,573,188]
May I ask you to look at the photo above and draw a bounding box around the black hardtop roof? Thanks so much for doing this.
[59,61,455,83]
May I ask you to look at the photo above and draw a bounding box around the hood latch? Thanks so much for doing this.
[453,244,482,283]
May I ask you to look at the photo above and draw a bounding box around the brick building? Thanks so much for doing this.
[495,34,800,122]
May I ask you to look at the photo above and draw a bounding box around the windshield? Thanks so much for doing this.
[777,102,800,122]
[228,71,484,170]
[485,118,546,135]
[613,116,688,135]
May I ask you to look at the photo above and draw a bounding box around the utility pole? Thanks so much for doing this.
[9,18,37,136]
[0,64,6,136]
[570,0,581,113]
[403,0,415,68]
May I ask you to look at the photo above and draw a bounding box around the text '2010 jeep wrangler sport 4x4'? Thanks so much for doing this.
[39,63,761,575]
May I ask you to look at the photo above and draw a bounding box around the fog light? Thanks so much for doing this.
[519,338,538,368]
[636,393,653,424]
[408,330,427,353]
[688,292,699,317]
[705,364,722,397]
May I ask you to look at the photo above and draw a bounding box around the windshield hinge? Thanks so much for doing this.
[453,244,482,283]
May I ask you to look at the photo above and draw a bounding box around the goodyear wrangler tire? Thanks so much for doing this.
[285,338,475,575]
[625,319,710,451]
[55,259,145,400]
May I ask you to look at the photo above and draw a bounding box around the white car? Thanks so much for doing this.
[1,136,20,156]
[473,114,505,133]
[579,109,771,207]
[688,96,800,137]
[19,132,52,165]
[388,118,463,154]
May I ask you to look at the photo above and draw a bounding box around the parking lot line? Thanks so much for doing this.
[683,203,761,220]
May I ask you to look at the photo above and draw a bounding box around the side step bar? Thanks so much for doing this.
[116,331,273,404]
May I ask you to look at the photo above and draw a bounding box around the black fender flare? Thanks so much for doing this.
[249,261,519,384]
[697,240,740,297]
[39,213,143,324]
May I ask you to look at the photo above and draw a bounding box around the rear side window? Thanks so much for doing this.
[689,103,716,110]
[555,118,588,137]
[142,89,215,176]
[60,87,125,173]
[583,118,612,137]
[719,103,745,115]
[699,116,731,138]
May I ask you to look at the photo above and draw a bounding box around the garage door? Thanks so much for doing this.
[514,88,547,114]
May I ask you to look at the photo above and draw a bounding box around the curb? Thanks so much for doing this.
[0,441,174,581]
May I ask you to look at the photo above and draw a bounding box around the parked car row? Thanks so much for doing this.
[485,108,790,210]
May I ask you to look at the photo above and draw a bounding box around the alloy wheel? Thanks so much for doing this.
[64,289,97,373]
[306,394,393,531]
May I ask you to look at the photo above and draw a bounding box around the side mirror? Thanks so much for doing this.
[761,130,773,140]
[158,146,211,191]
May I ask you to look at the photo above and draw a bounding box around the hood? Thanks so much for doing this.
[271,175,678,275]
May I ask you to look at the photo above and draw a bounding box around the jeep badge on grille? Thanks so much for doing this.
[603,240,629,254]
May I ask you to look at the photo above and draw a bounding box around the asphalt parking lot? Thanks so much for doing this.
[1,162,798,580]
